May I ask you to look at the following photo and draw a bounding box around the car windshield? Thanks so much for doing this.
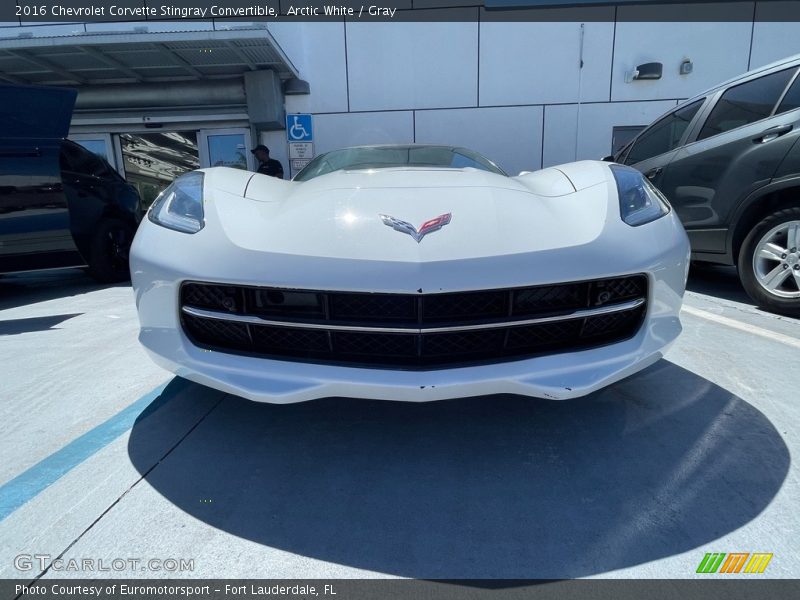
[294,145,507,181]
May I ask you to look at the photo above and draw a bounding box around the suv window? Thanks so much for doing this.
[624,100,703,165]
[776,73,800,115]
[697,67,797,140]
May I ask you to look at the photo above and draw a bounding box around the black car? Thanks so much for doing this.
[0,83,142,282]
[613,54,800,316]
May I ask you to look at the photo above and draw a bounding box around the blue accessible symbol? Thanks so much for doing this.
[286,114,313,142]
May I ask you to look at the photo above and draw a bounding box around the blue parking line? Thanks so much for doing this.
[0,380,180,522]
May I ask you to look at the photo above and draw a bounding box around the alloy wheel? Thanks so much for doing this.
[753,219,800,299]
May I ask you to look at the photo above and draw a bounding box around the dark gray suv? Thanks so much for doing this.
[614,54,800,316]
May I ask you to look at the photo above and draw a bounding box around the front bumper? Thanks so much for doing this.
[131,201,689,403]
[138,320,676,403]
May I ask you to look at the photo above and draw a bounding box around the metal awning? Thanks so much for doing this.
[0,28,299,86]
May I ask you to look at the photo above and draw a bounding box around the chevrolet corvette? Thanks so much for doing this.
[130,145,689,403]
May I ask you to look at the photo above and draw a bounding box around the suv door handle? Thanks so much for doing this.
[753,124,793,143]
[645,167,662,180]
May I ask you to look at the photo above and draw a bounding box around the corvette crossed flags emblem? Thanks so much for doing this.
[379,213,452,243]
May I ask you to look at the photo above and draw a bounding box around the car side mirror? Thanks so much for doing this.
[601,155,614,162]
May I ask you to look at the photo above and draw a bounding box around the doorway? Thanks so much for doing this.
[69,127,254,207]
[199,128,254,172]
[116,128,253,207]
[119,131,200,207]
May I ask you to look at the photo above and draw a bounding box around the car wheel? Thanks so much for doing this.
[738,207,800,316]
[86,218,134,283]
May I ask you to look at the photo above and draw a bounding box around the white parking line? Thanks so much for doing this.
[681,305,800,350]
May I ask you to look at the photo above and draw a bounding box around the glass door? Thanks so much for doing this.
[119,131,200,207]
[199,128,253,171]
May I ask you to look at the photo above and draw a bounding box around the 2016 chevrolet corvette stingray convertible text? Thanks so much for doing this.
[130,145,690,403]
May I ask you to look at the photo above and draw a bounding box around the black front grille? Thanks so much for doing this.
[423,290,508,322]
[180,275,648,369]
[330,293,416,322]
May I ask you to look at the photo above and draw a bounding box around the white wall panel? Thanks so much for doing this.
[479,9,615,106]
[345,13,478,111]
[313,111,414,155]
[611,3,753,102]
[270,22,349,115]
[542,100,676,168]
[414,105,543,175]
[750,2,800,68]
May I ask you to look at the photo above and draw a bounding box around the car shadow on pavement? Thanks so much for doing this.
[686,264,753,306]
[0,313,82,335]
[128,360,789,578]
[0,269,127,311]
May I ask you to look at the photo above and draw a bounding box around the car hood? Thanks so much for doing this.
[203,164,612,262]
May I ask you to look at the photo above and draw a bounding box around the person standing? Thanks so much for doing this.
[251,145,284,179]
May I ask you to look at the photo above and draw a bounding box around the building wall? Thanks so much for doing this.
[3,2,800,177]
[272,1,800,176]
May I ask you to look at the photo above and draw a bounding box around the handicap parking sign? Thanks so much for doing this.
[286,114,313,142]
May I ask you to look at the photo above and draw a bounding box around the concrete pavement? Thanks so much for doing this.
[0,266,797,579]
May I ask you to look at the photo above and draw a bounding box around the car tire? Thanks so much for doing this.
[738,207,800,316]
[86,218,134,283]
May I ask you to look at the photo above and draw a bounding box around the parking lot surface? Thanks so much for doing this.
[0,266,798,579]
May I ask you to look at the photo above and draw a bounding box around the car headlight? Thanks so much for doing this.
[148,171,205,234]
[610,164,671,226]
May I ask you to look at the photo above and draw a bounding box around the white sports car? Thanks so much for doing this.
[130,145,689,403]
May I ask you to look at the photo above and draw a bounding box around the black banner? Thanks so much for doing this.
[3,580,800,600]
[2,1,800,23]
